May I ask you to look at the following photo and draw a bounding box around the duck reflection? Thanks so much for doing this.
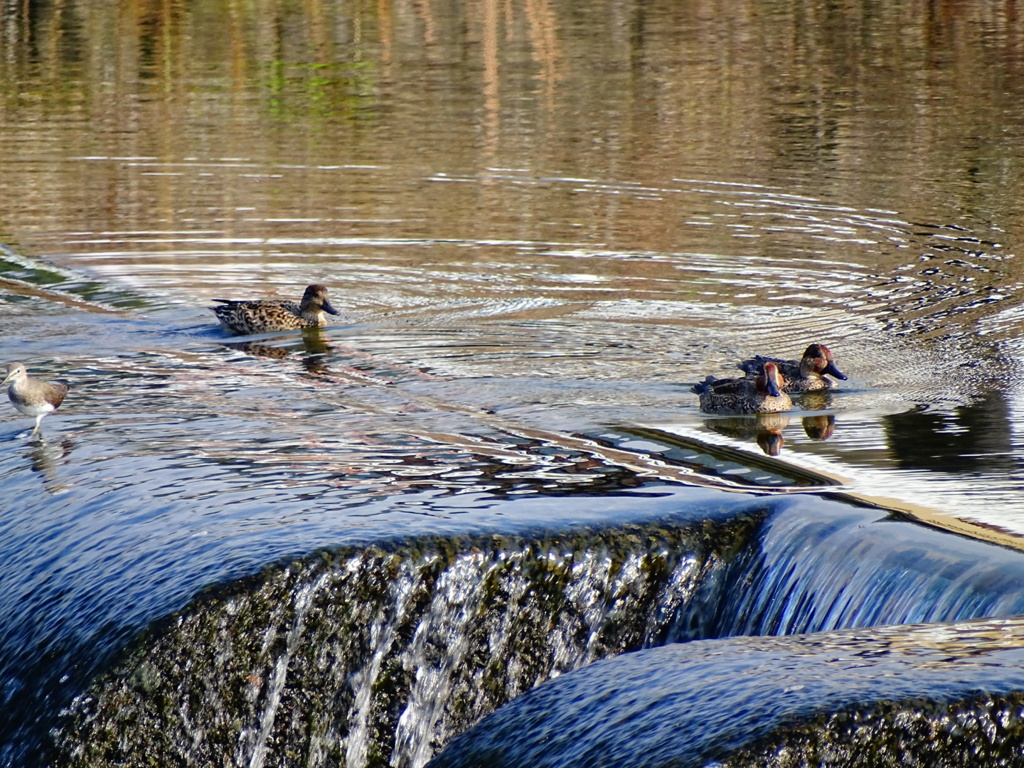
[756,428,786,457]
[705,412,838,456]
[707,413,790,457]
[803,414,836,440]
[795,391,835,413]
[222,327,333,374]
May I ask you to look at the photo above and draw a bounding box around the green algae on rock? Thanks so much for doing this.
[51,514,762,768]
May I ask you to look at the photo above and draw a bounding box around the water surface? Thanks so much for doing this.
[3,0,1024,761]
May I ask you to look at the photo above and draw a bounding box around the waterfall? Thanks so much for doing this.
[698,495,1024,639]
[53,512,762,768]
[50,494,1024,767]
[425,617,1024,768]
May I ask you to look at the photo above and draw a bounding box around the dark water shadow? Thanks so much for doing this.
[883,390,1017,474]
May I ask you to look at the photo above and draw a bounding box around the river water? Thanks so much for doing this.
[3,0,1024,765]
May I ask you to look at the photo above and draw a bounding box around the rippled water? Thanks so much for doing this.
[3,176,1022,524]
[3,0,1024,762]
[428,616,1024,768]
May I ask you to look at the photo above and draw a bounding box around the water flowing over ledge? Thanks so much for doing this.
[52,509,762,768]
[50,494,1024,767]
[428,617,1024,768]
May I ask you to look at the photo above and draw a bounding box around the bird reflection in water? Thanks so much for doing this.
[25,437,74,495]
[796,391,835,413]
[756,428,785,457]
[706,413,838,456]
[707,413,790,456]
[222,327,334,374]
[803,414,836,441]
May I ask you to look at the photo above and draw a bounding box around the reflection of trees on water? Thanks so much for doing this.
[883,391,1017,475]
[8,0,1024,258]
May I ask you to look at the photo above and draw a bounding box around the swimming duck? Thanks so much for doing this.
[211,284,340,334]
[2,363,69,435]
[737,343,847,392]
[692,361,793,415]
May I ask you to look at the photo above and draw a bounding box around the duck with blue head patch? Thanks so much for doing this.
[737,343,847,393]
[692,361,793,415]
[211,283,340,335]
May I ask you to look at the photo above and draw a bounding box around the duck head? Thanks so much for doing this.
[759,361,784,397]
[302,284,341,316]
[801,344,847,380]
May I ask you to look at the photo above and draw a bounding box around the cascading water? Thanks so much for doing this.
[426,617,1024,768]
[52,510,763,768]
[50,493,1024,767]
[699,495,1024,639]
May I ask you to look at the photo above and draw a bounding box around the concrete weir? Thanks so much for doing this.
[428,618,1024,768]
[51,506,765,768]
[49,493,1024,767]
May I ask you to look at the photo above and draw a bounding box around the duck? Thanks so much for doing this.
[691,361,793,415]
[211,284,340,334]
[737,343,847,393]
[2,363,69,435]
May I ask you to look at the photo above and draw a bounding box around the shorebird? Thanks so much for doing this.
[211,283,340,334]
[692,361,793,415]
[2,363,69,435]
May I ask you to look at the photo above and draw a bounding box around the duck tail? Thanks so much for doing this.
[690,376,714,395]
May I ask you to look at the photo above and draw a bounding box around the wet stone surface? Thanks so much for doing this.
[427,618,1024,768]
[51,513,763,768]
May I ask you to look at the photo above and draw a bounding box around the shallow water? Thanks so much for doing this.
[3,0,1024,763]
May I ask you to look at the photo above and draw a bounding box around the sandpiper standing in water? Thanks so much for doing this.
[211,283,341,334]
[2,363,69,436]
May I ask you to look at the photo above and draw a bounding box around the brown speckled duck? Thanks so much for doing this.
[211,284,340,334]
[737,343,847,393]
[692,361,793,415]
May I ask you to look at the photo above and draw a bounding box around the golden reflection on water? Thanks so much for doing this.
[2,0,1024,249]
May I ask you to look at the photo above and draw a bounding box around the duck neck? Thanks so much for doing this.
[301,309,325,325]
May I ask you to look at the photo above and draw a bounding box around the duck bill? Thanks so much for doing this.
[823,361,847,380]
[321,300,341,316]
[765,377,782,397]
